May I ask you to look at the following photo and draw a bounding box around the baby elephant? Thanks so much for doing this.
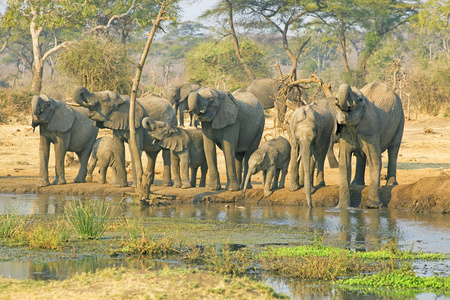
[242,136,291,197]
[86,137,127,186]
[142,117,207,188]
[289,103,334,208]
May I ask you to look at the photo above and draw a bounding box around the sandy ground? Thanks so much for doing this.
[0,113,449,213]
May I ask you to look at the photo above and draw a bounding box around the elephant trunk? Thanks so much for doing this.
[336,84,352,112]
[72,86,94,108]
[188,92,203,114]
[302,144,313,208]
[142,117,156,131]
[242,165,255,197]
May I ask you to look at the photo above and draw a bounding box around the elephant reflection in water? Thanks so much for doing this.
[337,209,399,251]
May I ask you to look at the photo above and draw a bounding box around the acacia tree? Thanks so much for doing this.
[241,0,325,80]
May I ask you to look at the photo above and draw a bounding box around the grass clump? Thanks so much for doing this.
[338,268,450,297]
[25,221,70,250]
[65,200,110,240]
[120,235,179,256]
[204,244,253,276]
[0,212,24,238]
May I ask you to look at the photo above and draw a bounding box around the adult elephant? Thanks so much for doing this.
[188,88,265,191]
[31,95,99,187]
[166,83,201,127]
[72,86,177,187]
[335,81,404,208]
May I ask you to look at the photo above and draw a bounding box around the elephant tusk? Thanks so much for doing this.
[66,101,81,107]
[199,109,206,114]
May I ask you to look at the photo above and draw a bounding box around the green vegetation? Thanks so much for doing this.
[25,221,70,250]
[65,200,111,240]
[0,211,24,238]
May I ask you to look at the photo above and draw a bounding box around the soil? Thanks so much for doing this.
[0,114,449,213]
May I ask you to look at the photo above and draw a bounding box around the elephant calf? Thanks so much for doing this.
[289,103,335,208]
[86,137,126,186]
[32,95,99,187]
[242,136,291,197]
[142,118,207,188]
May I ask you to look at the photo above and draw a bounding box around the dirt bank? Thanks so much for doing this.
[0,115,449,213]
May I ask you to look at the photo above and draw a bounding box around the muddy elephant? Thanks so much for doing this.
[142,118,207,188]
[315,97,339,168]
[335,81,404,208]
[31,95,99,187]
[188,88,265,191]
[242,136,291,197]
[166,83,201,127]
[289,103,335,208]
[72,86,177,187]
[86,137,125,186]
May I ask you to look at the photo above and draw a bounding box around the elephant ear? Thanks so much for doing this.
[212,91,239,130]
[47,100,76,133]
[179,84,192,103]
[158,127,189,152]
[103,97,146,130]
[356,99,380,136]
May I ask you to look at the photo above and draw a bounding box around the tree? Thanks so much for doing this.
[2,0,98,94]
[57,36,134,94]
[240,0,324,80]
[185,39,269,90]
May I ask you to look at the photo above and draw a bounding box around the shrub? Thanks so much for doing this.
[65,200,110,240]
[0,88,33,123]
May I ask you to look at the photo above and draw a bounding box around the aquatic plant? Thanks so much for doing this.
[337,268,450,298]
[65,200,110,240]
[0,211,23,238]
[204,244,253,276]
[26,220,70,250]
[120,235,179,256]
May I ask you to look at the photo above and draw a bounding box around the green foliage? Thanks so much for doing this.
[120,235,178,256]
[0,212,24,238]
[341,70,366,87]
[26,221,70,250]
[65,200,110,240]
[338,269,450,297]
[204,244,253,276]
[57,36,133,93]
[185,39,270,90]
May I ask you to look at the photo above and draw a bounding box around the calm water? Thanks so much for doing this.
[1,193,449,299]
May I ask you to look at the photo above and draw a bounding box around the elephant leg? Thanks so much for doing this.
[38,135,51,187]
[74,145,92,183]
[171,153,182,188]
[264,166,275,197]
[315,152,327,187]
[203,136,220,190]
[190,166,198,187]
[271,168,280,190]
[289,144,301,191]
[179,105,185,127]
[326,137,339,169]
[338,142,353,208]
[386,145,400,185]
[144,151,158,185]
[53,136,67,185]
[223,140,239,191]
[98,161,108,184]
[365,143,382,207]
[352,151,366,185]
[113,139,128,187]
[199,165,207,187]
[235,154,244,188]
[179,152,191,189]
[279,162,288,189]
[161,149,172,186]
[86,156,96,183]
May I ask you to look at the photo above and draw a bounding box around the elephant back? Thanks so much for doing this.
[246,78,278,109]
[139,94,177,126]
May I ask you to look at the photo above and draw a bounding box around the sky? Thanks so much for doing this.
[179,0,217,22]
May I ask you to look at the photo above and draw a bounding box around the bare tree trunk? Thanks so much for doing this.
[226,0,255,81]
[129,2,169,201]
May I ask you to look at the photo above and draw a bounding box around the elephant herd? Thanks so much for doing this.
[31,80,404,208]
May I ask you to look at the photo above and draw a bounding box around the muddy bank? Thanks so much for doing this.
[1,175,448,214]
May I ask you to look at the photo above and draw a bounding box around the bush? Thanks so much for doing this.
[0,88,33,123]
